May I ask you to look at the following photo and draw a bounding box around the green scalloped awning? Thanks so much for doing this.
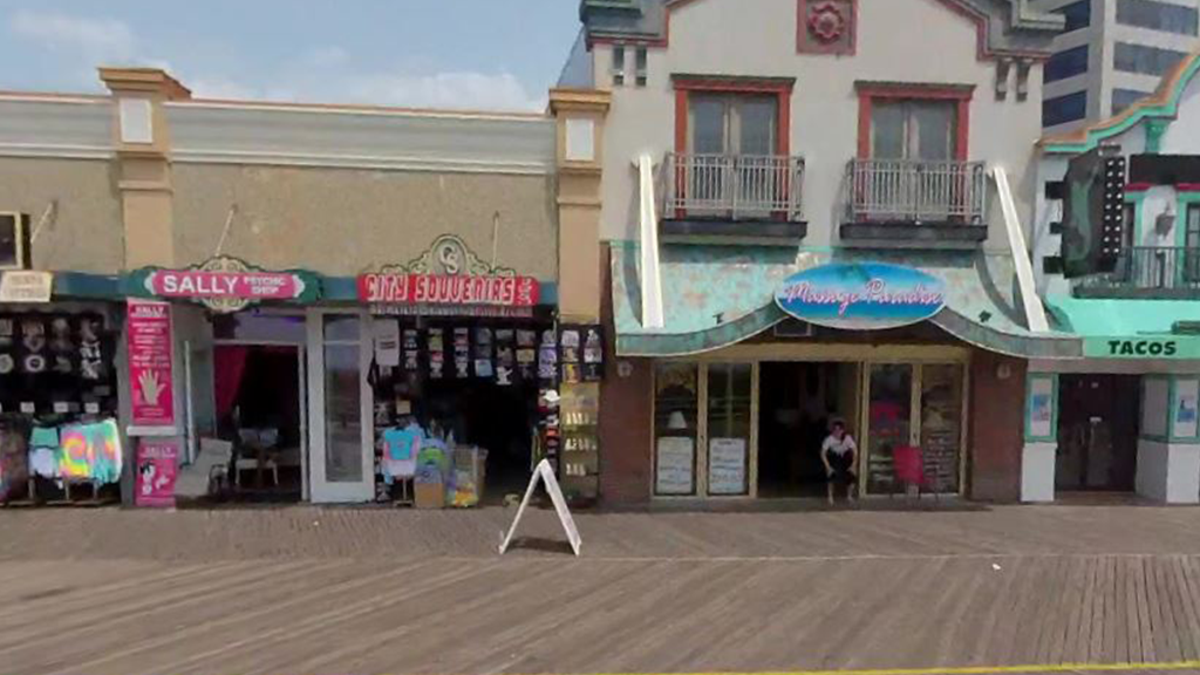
[1047,295,1200,359]
[610,242,1082,359]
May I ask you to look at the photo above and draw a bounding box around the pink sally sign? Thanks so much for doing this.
[136,439,179,507]
[126,299,174,429]
[133,257,319,314]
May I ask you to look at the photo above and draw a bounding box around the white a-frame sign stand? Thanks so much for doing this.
[499,459,582,556]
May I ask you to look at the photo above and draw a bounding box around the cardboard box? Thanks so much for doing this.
[414,481,444,509]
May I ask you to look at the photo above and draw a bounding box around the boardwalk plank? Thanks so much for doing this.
[1170,555,1200,660]
[1134,556,1157,663]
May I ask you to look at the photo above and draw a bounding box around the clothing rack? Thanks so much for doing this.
[0,412,121,507]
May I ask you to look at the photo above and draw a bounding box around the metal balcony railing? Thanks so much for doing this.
[846,159,986,224]
[1077,246,1200,295]
[663,152,804,221]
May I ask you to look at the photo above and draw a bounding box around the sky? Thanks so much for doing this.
[0,0,582,110]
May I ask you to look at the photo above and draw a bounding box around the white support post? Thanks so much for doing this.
[991,166,1050,333]
[637,154,665,329]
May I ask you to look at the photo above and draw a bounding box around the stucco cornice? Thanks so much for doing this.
[581,0,1061,59]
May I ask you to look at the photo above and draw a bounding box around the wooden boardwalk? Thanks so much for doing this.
[3,504,1200,674]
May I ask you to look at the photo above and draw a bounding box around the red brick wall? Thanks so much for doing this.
[968,350,1027,502]
[598,243,654,504]
[599,358,654,504]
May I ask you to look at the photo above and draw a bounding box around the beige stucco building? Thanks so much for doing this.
[0,68,611,506]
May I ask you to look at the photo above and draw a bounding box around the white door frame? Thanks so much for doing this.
[306,309,375,503]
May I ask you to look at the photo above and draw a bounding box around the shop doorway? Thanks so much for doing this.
[213,344,305,501]
[418,376,539,502]
[370,318,551,505]
[1056,374,1139,492]
[757,362,860,498]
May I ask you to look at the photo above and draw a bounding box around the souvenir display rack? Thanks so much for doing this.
[0,309,121,506]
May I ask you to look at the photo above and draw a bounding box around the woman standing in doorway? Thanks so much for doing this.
[821,419,858,505]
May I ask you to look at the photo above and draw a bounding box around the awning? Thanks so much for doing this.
[610,242,1082,358]
[1047,295,1200,359]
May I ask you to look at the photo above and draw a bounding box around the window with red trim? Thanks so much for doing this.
[689,94,778,156]
[673,76,794,158]
[855,83,972,161]
[669,76,798,223]
[870,100,957,161]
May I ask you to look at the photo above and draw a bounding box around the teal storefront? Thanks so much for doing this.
[604,243,1080,503]
[1030,296,1200,504]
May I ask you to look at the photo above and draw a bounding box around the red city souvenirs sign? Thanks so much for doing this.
[133,257,319,313]
[358,273,539,308]
[359,235,541,317]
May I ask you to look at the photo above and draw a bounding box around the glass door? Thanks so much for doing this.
[865,364,914,495]
[1184,204,1200,283]
[918,364,963,494]
[307,311,374,503]
[706,363,753,496]
[863,362,965,496]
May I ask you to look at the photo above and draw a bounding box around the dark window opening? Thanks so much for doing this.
[1113,88,1152,114]
[1117,0,1198,35]
[1043,90,1088,127]
[1059,0,1092,32]
[1114,42,1188,76]
[1046,45,1089,83]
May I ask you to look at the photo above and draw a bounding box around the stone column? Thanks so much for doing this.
[549,89,610,325]
[99,67,190,269]
[99,68,190,505]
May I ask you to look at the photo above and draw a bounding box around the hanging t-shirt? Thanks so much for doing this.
[382,426,421,479]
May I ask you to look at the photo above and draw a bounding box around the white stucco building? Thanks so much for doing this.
[558,0,1084,504]
[1031,49,1200,503]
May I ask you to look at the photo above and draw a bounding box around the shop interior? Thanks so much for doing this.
[371,316,556,505]
[757,362,860,498]
[212,344,304,501]
[1056,374,1140,492]
[655,357,965,500]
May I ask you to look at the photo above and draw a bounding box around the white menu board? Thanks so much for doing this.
[708,437,747,495]
[656,437,695,495]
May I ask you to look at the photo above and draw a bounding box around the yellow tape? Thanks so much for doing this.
[567,662,1200,675]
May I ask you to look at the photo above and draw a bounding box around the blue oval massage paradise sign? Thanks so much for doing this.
[775,262,947,330]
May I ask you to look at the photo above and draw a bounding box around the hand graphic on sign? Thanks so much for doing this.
[138,370,164,406]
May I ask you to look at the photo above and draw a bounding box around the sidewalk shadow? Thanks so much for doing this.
[597,497,993,515]
[502,536,576,556]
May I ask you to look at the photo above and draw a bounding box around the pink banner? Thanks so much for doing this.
[147,270,304,301]
[127,299,174,428]
[136,439,178,507]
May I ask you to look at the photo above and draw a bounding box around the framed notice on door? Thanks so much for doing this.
[656,436,694,495]
[708,437,747,495]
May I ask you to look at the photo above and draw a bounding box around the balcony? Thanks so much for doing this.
[662,152,806,240]
[841,159,988,243]
[1075,247,1200,299]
